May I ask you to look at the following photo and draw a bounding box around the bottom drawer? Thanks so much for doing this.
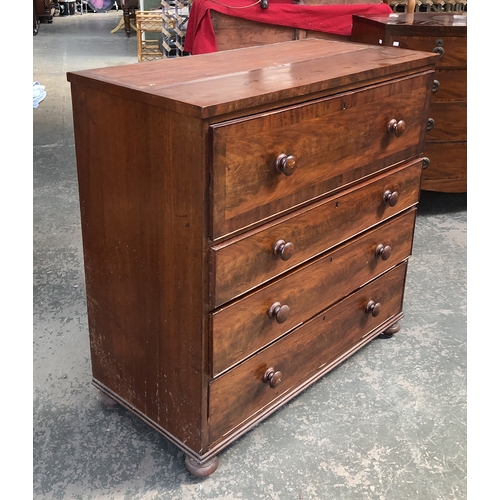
[208,261,408,443]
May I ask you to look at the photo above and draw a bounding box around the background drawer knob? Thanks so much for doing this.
[268,302,290,324]
[433,46,445,58]
[375,244,392,261]
[387,119,406,137]
[263,367,283,389]
[383,190,399,207]
[275,153,297,176]
[432,79,440,93]
[427,118,435,131]
[365,300,382,317]
[273,239,294,261]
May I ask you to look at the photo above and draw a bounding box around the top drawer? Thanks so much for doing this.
[210,71,433,239]
[391,36,466,69]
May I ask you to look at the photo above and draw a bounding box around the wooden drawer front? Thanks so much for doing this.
[208,262,408,442]
[210,210,415,376]
[210,159,422,308]
[432,69,466,101]
[422,141,466,193]
[426,102,466,141]
[210,72,432,239]
[392,36,466,68]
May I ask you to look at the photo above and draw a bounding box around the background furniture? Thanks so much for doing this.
[160,0,191,57]
[35,0,56,23]
[351,12,467,192]
[111,0,139,35]
[136,10,163,60]
[59,0,77,15]
[75,0,90,13]
[67,38,437,476]
[384,0,415,11]
[135,1,190,62]
[121,0,138,35]
[184,0,393,54]
[34,0,40,34]
[385,0,467,12]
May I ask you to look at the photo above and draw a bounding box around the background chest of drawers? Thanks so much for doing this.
[351,12,467,192]
[67,39,437,476]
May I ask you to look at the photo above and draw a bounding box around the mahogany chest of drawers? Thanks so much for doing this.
[351,12,467,192]
[67,39,437,476]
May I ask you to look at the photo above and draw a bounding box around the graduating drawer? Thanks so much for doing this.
[210,72,432,239]
[432,69,467,101]
[208,262,408,442]
[426,101,467,141]
[210,210,416,377]
[210,158,422,308]
[422,141,467,193]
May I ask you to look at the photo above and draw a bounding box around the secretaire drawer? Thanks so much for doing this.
[210,72,432,239]
[210,158,422,308]
[210,210,416,377]
[208,262,408,442]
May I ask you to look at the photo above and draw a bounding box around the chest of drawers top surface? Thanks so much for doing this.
[67,38,438,119]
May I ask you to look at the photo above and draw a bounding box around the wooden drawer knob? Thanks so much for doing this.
[383,189,399,207]
[268,302,290,324]
[387,119,406,137]
[365,300,382,317]
[375,244,392,261]
[275,153,297,176]
[263,367,283,389]
[273,239,294,261]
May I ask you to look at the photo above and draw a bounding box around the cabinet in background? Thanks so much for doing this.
[352,12,467,192]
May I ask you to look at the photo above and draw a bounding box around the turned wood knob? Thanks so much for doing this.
[275,153,297,176]
[375,244,392,261]
[365,300,382,317]
[383,189,399,207]
[268,302,290,324]
[387,119,406,137]
[273,239,294,261]
[263,367,283,388]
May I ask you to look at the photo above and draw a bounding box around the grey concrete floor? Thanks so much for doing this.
[33,11,467,500]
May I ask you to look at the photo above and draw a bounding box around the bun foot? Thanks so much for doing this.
[99,391,120,410]
[185,455,218,477]
[378,322,400,339]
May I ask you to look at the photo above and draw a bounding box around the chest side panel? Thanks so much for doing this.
[71,83,210,451]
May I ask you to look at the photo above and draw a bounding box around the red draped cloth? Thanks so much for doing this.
[184,0,393,54]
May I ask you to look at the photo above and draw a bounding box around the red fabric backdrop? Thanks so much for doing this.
[184,0,392,54]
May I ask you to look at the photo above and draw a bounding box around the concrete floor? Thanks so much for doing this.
[33,11,467,500]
